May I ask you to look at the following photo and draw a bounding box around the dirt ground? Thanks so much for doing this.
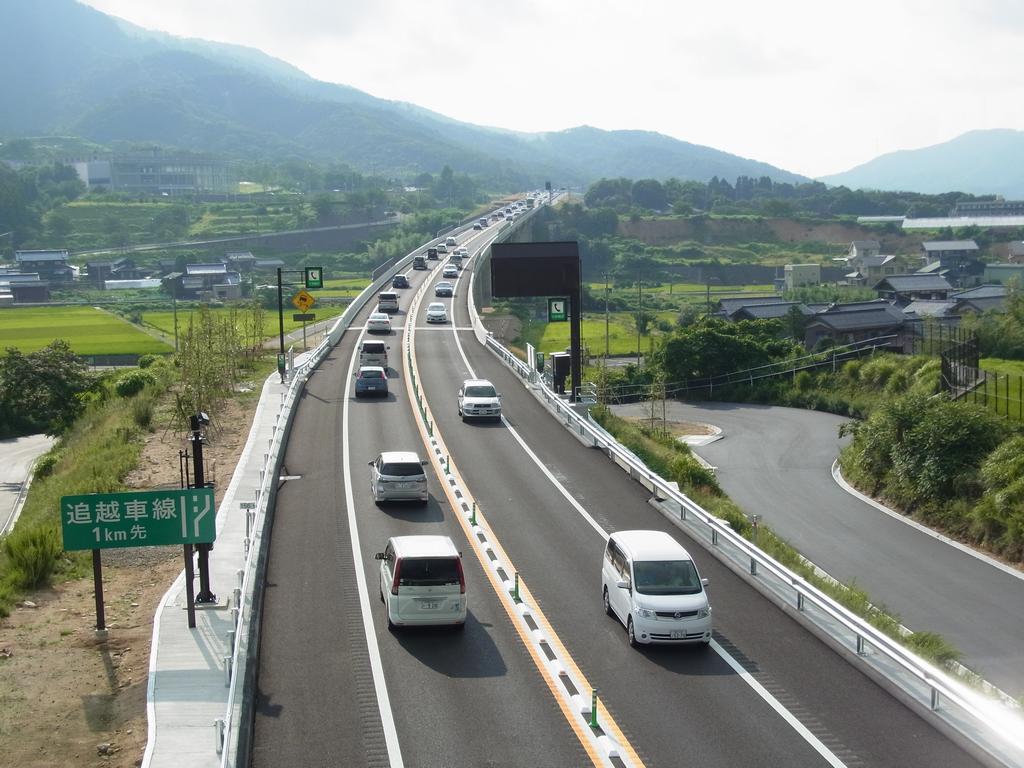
[0,396,257,768]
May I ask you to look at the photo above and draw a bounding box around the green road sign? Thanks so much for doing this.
[304,267,324,289]
[548,297,568,322]
[60,488,216,551]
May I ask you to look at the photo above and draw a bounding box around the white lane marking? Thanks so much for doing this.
[342,325,404,767]
[446,263,848,768]
[832,460,1024,582]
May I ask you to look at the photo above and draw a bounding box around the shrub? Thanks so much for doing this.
[3,523,62,589]
[33,451,60,480]
[138,354,158,369]
[130,390,157,430]
[905,630,961,666]
[115,369,156,398]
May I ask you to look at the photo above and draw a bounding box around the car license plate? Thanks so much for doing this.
[420,600,439,609]
[399,482,413,489]
[366,386,377,390]
[670,630,686,639]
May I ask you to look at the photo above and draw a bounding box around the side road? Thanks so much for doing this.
[611,400,1024,699]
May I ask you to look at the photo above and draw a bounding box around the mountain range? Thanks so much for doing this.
[0,0,808,187]
[819,130,1024,198]
[1,0,1019,196]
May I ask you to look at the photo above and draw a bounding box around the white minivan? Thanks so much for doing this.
[601,530,711,647]
[375,535,467,630]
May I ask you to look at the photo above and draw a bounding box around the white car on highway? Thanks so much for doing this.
[425,302,448,323]
[442,264,459,279]
[366,312,392,334]
[602,530,711,647]
[375,535,467,630]
[457,379,502,422]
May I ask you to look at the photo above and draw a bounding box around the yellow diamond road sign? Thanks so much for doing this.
[292,289,316,312]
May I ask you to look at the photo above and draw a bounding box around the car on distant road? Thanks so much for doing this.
[434,281,454,297]
[368,451,428,504]
[392,273,410,288]
[457,378,502,422]
[427,247,439,260]
[425,302,448,323]
[445,236,458,247]
[472,223,482,230]
[412,256,427,270]
[366,312,392,334]
[374,535,467,630]
[442,265,458,279]
[354,366,388,398]
[377,291,399,313]
[437,243,448,254]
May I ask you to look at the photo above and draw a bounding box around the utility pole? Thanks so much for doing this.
[637,272,643,367]
[604,272,610,358]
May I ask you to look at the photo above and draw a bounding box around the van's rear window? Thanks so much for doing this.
[380,462,423,477]
[363,343,385,352]
[399,557,459,586]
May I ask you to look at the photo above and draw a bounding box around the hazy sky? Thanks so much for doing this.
[79,0,1023,178]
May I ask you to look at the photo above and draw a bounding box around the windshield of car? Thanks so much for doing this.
[370,313,388,321]
[428,303,444,310]
[464,385,496,398]
[398,557,460,586]
[379,461,423,477]
[359,369,384,379]
[632,560,701,595]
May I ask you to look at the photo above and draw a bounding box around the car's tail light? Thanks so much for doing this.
[391,559,402,595]
[456,557,466,594]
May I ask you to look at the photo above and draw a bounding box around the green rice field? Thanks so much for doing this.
[522,313,663,356]
[143,305,347,338]
[0,307,173,355]
[319,277,370,298]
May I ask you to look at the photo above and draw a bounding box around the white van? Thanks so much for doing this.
[375,535,467,629]
[601,530,711,647]
[358,340,389,368]
[445,236,458,247]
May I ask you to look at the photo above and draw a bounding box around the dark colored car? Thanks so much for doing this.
[392,273,410,289]
[434,281,454,297]
[427,247,439,260]
[354,366,388,398]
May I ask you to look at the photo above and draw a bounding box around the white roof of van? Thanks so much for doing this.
[392,534,458,558]
[612,530,690,561]
[379,451,422,467]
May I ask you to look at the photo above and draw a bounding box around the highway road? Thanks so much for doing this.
[0,433,54,535]
[616,401,1024,699]
[251,216,987,767]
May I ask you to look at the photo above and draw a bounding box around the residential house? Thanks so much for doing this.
[845,254,911,286]
[949,284,1008,316]
[14,249,73,282]
[715,296,784,320]
[0,272,50,303]
[874,274,954,305]
[86,257,145,288]
[254,258,285,273]
[921,240,979,266]
[225,252,257,272]
[729,302,814,322]
[847,240,880,261]
[784,264,820,290]
[177,263,242,300]
[983,263,1024,286]
[804,300,913,352]
[1006,242,1024,264]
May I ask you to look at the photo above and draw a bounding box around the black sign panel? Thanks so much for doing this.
[292,313,316,321]
[491,242,580,298]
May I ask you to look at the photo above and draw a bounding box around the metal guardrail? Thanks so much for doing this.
[465,240,1024,767]
[217,225,465,767]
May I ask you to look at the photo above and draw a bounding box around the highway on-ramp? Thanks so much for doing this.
[614,400,1024,699]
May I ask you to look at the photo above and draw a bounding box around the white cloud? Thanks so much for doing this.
[78,0,1024,178]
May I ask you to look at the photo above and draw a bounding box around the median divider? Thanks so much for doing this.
[402,225,643,768]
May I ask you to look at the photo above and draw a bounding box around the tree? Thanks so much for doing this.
[46,210,73,241]
[631,179,667,211]
[0,341,92,437]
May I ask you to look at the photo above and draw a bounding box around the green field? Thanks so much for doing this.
[319,277,370,298]
[522,312,664,356]
[0,307,173,355]
[978,358,1024,420]
[143,305,347,339]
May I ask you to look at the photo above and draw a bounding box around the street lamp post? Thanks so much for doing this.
[637,272,643,367]
[604,272,610,358]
